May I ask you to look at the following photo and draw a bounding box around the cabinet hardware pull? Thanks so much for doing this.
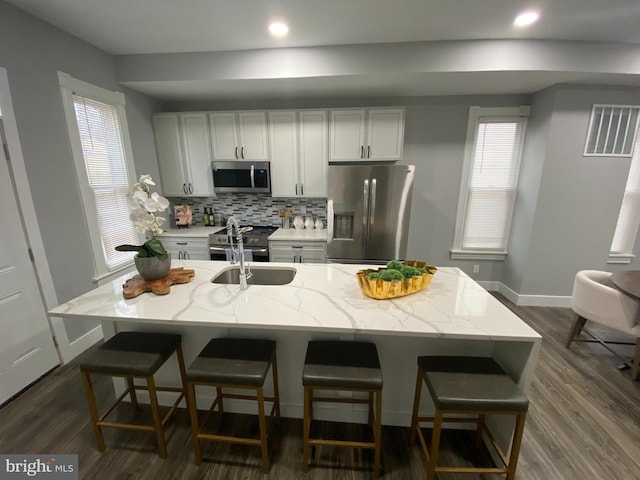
[188,183,193,194]
[295,184,298,195]
[184,251,190,260]
[235,146,238,159]
[178,251,183,260]
[367,145,371,158]
[301,184,304,195]
[360,145,364,158]
[241,146,244,159]
[177,242,187,245]
[183,183,187,194]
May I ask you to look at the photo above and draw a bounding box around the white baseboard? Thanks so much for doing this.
[479,281,572,308]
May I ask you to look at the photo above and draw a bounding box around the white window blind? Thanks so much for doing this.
[451,106,529,260]
[584,104,640,157]
[610,127,640,257]
[72,94,137,270]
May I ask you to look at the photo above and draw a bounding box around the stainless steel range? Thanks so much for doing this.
[208,225,278,262]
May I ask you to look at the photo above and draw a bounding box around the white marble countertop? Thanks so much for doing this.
[50,260,540,342]
[269,228,328,241]
[157,226,225,238]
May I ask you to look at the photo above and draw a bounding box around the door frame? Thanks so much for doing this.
[0,66,97,363]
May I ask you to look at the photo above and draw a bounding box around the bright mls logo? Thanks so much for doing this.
[0,455,77,479]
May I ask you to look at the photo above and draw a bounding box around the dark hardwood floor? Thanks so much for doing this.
[1,294,639,479]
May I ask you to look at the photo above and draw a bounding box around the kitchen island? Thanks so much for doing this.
[49,260,540,446]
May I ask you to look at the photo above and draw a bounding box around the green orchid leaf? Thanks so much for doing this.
[114,244,143,253]
[143,238,169,260]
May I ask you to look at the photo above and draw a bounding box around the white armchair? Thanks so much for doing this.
[567,270,640,380]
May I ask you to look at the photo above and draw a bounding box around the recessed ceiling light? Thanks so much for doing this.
[514,10,540,27]
[269,22,289,37]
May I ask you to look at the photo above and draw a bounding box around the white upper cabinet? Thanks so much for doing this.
[209,111,269,161]
[269,110,328,198]
[152,113,214,197]
[329,107,405,162]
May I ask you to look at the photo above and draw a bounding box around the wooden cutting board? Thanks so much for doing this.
[122,267,196,299]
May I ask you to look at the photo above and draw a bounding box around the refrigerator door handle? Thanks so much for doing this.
[370,178,377,225]
[363,179,369,247]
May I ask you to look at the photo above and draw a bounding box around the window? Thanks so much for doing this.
[584,104,640,157]
[451,106,530,260]
[59,72,138,280]
[609,127,640,263]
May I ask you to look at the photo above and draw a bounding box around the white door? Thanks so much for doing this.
[237,111,269,160]
[299,110,328,197]
[268,110,298,197]
[329,109,366,162]
[209,112,239,160]
[366,108,405,160]
[152,114,188,196]
[180,113,214,196]
[0,138,59,404]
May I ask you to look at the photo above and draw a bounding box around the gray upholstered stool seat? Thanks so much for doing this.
[302,340,383,476]
[80,332,182,376]
[79,331,187,458]
[410,355,529,480]
[187,337,276,385]
[185,338,280,474]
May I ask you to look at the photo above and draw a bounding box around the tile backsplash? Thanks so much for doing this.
[166,194,327,227]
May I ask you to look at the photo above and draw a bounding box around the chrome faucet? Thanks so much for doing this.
[226,216,253,289]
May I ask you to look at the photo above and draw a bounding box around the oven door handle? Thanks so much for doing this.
[209,246,268,254]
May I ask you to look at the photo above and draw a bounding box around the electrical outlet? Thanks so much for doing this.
[300,205,307,214]
[473,264,480,273]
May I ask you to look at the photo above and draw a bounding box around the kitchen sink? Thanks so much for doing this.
[211,265,297,286]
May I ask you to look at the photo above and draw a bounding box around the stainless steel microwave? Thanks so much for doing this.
[211,160,271,194]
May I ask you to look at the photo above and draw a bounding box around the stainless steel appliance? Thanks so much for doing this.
[327,164,415,264]
[211,160,271,194]
[208,225,277,262]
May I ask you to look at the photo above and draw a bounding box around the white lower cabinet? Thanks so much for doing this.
[269,240,327,263]
[160,236,210,261]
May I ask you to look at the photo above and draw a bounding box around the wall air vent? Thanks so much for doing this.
[584,104,640,157]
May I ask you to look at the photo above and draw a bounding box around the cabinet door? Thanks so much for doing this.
[299,110,328,197]
[269,111,298,197]
[209,112,239,160]
[366,108,405,160]
[152,114,188,196]
[238,111,269,160]
[181,113,214,196]
[329,109,366,162]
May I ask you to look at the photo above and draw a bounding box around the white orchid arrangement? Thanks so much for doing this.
[129,174,170,236]
[115,174,170,259]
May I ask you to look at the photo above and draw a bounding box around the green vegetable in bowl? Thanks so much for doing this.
[369,271,382,280]
[380,269,404,281]
[386,260,404,271]
[399,265,422,278]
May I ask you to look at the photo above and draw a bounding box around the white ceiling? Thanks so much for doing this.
[7,0,640,100]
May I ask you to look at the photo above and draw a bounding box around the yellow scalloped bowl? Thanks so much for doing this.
[356,260,437,300]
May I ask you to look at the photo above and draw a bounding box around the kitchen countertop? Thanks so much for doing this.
[157,226,225,238]
[50,260,540,342]
[269,228,328,241]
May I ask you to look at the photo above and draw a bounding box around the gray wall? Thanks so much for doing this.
[512,85,640,296]
[0,1,162,339]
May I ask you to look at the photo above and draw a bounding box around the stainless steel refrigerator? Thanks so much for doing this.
[327,164,415,264]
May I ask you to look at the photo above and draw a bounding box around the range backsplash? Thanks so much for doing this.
[166,194,327,228]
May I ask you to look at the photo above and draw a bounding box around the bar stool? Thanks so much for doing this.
[185,338,280,473]
[409,356,529,480]
[302,340,383,476]
[79,331,187,458]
